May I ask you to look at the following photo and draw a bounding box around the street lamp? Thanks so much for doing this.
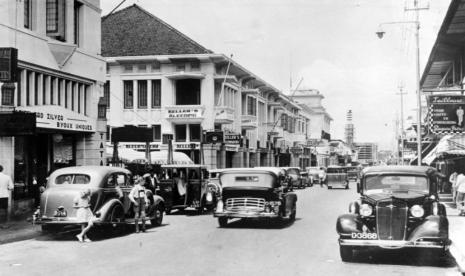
[376,0,426,166]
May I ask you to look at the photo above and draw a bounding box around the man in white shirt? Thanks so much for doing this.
[0,165,14,222]
[455,173,465,215]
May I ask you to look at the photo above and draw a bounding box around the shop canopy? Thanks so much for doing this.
[106,146,194,165]
[423,135,465,165]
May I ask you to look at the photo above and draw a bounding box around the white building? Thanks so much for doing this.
[0,0,106,213]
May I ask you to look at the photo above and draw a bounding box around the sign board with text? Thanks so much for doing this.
[0,112,36,136]
[224,133,241,144]
[428,95,465,134]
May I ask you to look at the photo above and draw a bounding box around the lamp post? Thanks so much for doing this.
[376,0,426,166]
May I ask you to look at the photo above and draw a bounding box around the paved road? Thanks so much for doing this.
[0,182,461,276]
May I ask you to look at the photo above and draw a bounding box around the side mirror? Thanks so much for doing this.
[356,182,361,194]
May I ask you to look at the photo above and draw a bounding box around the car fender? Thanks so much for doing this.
[284,193,297,216]
[95,198,124,223]
[348,201,360,214]
[336,214,363,235]
[147,195,165,215]
[408,215,449,241]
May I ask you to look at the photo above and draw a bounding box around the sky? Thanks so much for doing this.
[101,0,452,150]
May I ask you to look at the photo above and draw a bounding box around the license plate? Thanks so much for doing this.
[351,233,377,239]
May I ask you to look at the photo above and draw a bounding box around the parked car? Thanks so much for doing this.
[214,167,297,227]
[281,167,305,189]
[300,172,312,187]
[326,166,349,189]
[346,166,360,181]
[35,166,165,232]
[158,164,220,214]
[306,166,326,186]
[336,166,450,262]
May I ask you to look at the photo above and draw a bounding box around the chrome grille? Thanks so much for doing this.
[225,198,265,212]
[376,199,408,240]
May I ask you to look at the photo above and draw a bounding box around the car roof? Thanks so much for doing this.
[222,167,284,176]
[161,164,208,169]
[361,165,439,177]
[209,169,226,173]
[48,166,131,183]
[281,167,300,170]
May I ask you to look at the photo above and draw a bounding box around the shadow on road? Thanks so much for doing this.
[348,248,457,268]
[35,222,169,242]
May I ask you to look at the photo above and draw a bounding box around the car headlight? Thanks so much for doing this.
[410,205,424,218]
[360,204,373,216]
[216,200,224,212]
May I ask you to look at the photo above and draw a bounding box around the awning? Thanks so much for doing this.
[106,146,194,165]
[422,134,465,165]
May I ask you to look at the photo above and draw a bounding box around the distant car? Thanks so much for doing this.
[336,166,451,262]
[35,166,165,232]
[214,167,297,227]
[300,172,312,187]
[326,166,349,189]
[306,166,326,185]
[281,167,305,189]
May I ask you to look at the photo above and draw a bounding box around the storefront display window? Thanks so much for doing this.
[14,137,30,200]
[53,134,75,169]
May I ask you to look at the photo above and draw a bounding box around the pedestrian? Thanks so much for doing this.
[0,165,14,223]
[74,188,95,242]
[129,177,148,233]
[455,173,465,215]
[450,171,458,201]
[143,173,155,193]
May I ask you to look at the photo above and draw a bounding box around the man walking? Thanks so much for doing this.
[0,165,14,223]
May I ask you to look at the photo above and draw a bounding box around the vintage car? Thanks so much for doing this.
[158,164,221,214]
[306,166,326,185]
[300,172,312,187]
[214,167,297,227]
[281,167,305,189]
[35,166,165,232]
[326,165,349,189]
[347,166,360,181]
[336,166,450,262]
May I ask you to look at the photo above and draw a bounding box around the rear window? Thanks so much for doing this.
[55,174,91,185]
[287,168,300,175]
[221,173,276,188]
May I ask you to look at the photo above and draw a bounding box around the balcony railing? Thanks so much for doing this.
[241,114,258,129]
[214,106,235,124]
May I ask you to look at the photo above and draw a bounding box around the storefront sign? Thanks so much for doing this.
[0,112,36,136]
[122,142,160,150]
[166,108,203,119]
[112,126,152,142]
[16,106,95,133]
[0,47,18,82]
[175,142,200,150]
[205,131,223,144]
[428,95,465,134]
[224,134,241,144]
[224,145,239,152]
[290,147,303,155]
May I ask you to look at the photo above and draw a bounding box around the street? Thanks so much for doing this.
[0,182,460,276]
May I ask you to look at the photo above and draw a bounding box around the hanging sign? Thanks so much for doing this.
[427,95,465,134]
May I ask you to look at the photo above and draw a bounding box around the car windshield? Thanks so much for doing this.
[55,174,91,185]
[220,172,277,188]
[364,175,428,194]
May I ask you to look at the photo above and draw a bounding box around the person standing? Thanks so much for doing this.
[450,171,459,201]
[74,188,95,242]
[0,165,14,223]
[455,173,465,215]
[129,177,148,233]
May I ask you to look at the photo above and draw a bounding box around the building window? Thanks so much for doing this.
[247,96,256,116]
[176,63,185,71]
[175,124,187,142]
[152,125,161,141]
[151,61,161,71]
[138,64,147,72]
[137,80,147,108]
[176,79,200,105]
[1,83,15,106]
[189,124,201,142]
[98,97,106,119]
[74,1,82,45]
[103,81,110,108]
[123,80,133,108]
[46,0,66,42]
[123,65,133,73]
[151,79,161,108]
[24,0,32,29]
[190,61,200,71]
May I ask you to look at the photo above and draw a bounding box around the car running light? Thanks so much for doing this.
[360,204,373,216]
[410,205,424,218]
[216,200,224,212]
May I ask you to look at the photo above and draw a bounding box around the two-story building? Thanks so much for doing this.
[0,0,106,214]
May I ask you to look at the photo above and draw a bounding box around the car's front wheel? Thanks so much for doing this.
[340,246,354,262]
[150,204,164,227]
[218,217,228,227]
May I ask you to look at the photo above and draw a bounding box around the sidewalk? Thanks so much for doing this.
[445,203,465,273]
[0,212,42,245]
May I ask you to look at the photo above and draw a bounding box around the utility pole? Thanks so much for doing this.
[397,85,406,165]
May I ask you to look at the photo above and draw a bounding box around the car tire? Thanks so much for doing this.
[150,204,164,227]
[41,225,61,233]
[165,207,172,215]
[328,186,332,189]
[218,217,228,228]
[290,208,296,221]
[340,245,354,262]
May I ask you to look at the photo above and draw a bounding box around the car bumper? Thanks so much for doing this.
[214,210,279,219]
[339,238,451,249]
[35,217,88,225]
